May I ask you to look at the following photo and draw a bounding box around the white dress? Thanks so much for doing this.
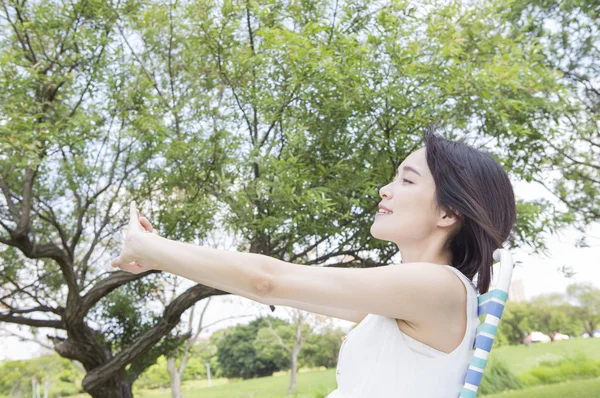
[326,266,480,398]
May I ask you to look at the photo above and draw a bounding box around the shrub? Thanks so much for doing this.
[519,352,600,386]
[478,357,524,394]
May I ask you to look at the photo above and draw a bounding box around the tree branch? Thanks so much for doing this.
[82,284,230,391]
[79,270,161,315]
[0,314,65,329]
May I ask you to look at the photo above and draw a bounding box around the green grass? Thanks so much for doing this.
[65,338,600,398]
[132,368,337,398]
[483,376,600,398]
[487,337,600,375]
[67,368,337,398]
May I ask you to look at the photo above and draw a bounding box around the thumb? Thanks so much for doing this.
[111,256,124,269]
[139,216,153,232]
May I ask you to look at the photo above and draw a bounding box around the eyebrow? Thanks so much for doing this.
[396,165,422,177]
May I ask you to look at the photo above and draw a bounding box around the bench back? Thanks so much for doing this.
[458,248,514,398]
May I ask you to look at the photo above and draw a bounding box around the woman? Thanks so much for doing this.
[112,128,516,397]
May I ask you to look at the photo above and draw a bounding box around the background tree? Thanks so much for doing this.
[164,294,257,398]
[0,1,231,396]
[214,316,290,379]
[566,282,600,336]
[0,354,84,397]
[256,307,331,394]
[503,0,600,241]
[494,301,537,346]
[300,326,347,369]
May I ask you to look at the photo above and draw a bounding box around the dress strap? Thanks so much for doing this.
[445,266,477,294]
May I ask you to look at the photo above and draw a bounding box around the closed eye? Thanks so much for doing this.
[391,176,413,184]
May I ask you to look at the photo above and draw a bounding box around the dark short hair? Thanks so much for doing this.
[423,126,517,294]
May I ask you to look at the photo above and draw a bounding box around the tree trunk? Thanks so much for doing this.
[288,332,302,394]
[287,352,298,395]
[167,356,183,398]
[87,378,133,398]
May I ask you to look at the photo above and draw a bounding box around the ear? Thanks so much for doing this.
[438,206,461,228]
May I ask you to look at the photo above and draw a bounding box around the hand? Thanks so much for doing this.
[111,201,158,273]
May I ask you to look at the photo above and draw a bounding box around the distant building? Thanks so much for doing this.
[508,279,526,302]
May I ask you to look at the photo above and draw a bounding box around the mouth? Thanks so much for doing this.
[375,210,393,216]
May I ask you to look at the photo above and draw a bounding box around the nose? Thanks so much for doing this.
[378,185,390,198]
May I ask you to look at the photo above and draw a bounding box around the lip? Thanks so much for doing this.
[376,203,393,216]
[378,203,393,212]
[375,212,392,216]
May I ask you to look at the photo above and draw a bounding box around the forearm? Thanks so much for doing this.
[139,233,278,300]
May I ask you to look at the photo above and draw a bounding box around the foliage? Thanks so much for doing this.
[519,352,600,386]
[0,354,84,397]
[135,341,217,389]
[566,282,600,336]
[215,316,291,379]
[493,286,597,347]
[299,327,346,369]
[479,357,524,395]
[502,0,600,232]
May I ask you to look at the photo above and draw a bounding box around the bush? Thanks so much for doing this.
[478,357,524,395]
[0,355,84,398]
[518,352,600,387]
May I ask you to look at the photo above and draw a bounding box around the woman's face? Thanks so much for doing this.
[370,147,444,246]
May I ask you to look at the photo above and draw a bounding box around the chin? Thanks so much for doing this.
[370,224,390,241]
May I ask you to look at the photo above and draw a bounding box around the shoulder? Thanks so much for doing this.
[395,263,469,325]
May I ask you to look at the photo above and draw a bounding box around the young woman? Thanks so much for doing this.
[112,128,516,397]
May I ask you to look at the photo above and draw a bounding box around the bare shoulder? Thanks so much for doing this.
[393,266,469,354]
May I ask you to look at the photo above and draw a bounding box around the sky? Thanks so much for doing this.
[1,178,599,362]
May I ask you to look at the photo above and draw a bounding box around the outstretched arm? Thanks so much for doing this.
[112,202,464,327]
[142,233,462,326]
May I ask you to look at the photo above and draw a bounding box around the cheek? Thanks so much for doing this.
[391,191,436,225]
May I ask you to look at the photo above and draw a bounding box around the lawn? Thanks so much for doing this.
[66,338,600,398]
[134,368,336,398]
[486,337,600,374]
[483,376,600,398]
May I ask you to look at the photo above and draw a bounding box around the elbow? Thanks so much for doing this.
[252,255,279,298]
[255,278,275,297]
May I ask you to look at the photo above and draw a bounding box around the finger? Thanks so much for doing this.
[117,261,144,273]
[129,201,143,231]
[139,216,153,232]
[130,201,137,219]
[111,256,123,269]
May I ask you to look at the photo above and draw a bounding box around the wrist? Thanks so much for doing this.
[136,232,164,271]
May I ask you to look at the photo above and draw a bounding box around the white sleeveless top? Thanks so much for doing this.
[326,266,480,398]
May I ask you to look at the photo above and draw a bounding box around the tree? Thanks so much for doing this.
[1,0,587,396]
[164,295,256,398]
[503,0,600,238]
[566,282,600,336]
[528,293,583,337]
[256,307,331,394]
[0,1,231,396]
[300,326,347,369]
[494,301,536,346]
[215,315,291,379]
[165,298,208,398]
[0,354,84,397]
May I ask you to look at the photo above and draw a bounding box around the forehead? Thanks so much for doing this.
[400,148,427,168]
[396,149,430,181]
